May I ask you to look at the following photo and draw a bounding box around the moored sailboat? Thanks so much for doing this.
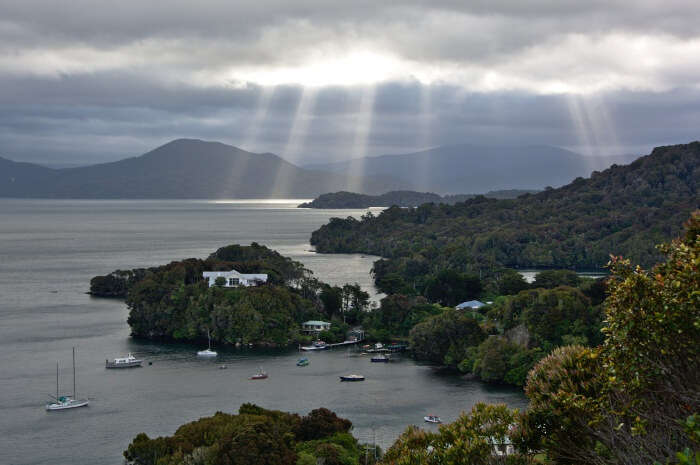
[197,329,217,357]
[46,347,89,411]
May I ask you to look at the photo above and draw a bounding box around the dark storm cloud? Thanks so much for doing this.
[0,0,698,165]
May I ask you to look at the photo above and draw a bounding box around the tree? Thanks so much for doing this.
[382,403,525,465]
[409,309,486,365]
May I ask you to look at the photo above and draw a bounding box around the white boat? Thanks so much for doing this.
[105,353,142,368]
[424,415,441,424]
[197,329,217,357]
[339,374,365,382]
[300,340,328,351]
[46,347,89,411]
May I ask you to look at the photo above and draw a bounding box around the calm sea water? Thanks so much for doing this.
[0,199,526,465]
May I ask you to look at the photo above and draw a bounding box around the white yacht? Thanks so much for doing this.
[197,330,217,357]
[46,347,89,411]
[105,353,142,368]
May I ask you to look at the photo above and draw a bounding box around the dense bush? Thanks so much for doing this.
[311,143,698,295]
[124,405,362,465]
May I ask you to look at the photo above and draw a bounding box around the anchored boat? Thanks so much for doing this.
[424,415,442,424]
[339,374,365,382]
[296,358,309,366]
[105,353,142,368]
[250,367,268,380]
[197,329,217,357]
[300,340,328,351]
[371,354,390,363]
[46,347,89,411]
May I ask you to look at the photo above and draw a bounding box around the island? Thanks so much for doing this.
[90,243,370,347]
[297,189,537,209]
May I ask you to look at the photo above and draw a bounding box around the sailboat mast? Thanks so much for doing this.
[56,362,59,399]
[72,347,76,398]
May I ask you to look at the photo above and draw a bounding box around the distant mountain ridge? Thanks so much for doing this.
[0,139,403,198]
[306,144,640,194]
[298,189,538,208]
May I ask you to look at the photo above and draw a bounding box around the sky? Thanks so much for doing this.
[0,0,699,166]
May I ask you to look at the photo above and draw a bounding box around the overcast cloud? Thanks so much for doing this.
[0,0,698,165]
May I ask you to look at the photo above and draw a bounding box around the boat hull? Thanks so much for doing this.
[371,358,389,363]
[106,361,142,368]
[46,399,89,411]
[339,376,365,382]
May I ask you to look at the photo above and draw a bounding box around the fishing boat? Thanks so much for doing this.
[105,353,142,368]
[339,374,365,382]
[296,358,309,366]
[371,354,389,363]
[424,415,442,424]
[250,367,268,380]
[300,340,328,351]
[46,347,89,411]
[197,329,217,357]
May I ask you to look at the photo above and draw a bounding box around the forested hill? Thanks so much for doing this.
[310,142,699,283]
[297,189,536,208]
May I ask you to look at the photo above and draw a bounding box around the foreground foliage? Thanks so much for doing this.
[124,405,370,465]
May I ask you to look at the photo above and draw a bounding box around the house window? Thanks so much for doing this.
[228,278,239,286]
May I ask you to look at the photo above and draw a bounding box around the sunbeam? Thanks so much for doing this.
[416,84,433,192]
[270,86,318,197]
[218,86,276,198]
[567,94,624,175]
[346,86,376,193]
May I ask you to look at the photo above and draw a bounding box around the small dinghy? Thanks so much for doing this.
[296,358,309,367]
[339,374,365,382]
[250,367,268,380]
[424,415,442,424]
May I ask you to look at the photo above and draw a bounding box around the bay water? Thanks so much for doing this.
[0,199,526,465]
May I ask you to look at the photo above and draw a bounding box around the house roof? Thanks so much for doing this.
[202,270,267,280]
[456,300,486,309]
[303,320,331,326]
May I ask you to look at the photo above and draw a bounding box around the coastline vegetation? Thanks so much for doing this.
[382,213,699,464]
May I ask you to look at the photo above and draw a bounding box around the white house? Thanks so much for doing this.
[202,270,268,288]
[302,320,331,333]
[456,300,486,310]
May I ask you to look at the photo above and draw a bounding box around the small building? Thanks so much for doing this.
[202,270,268,288]
[302,320,331,333]
[456,300,486,310]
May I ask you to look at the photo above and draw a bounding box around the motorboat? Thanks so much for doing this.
[339,374,365,382]
[424,415,442,424]
[371,354,389,363]
[296,358,309,367]
[46,347,89,411]
[197,329,217,357]
[300,340,328,351]
[105,353,142,368]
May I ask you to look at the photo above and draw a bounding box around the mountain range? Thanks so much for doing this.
[0,139,401,198]
[0,139,640,198]
[305,144,639,194]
